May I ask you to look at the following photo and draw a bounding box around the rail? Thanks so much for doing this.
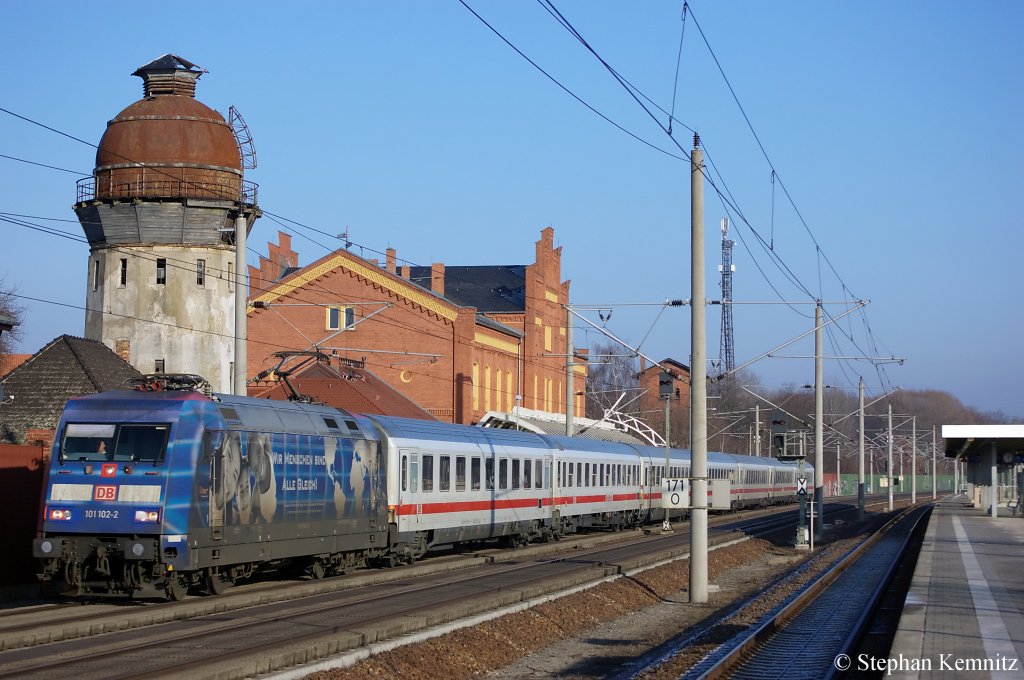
[76,176,258,205]
[689,503,932,679]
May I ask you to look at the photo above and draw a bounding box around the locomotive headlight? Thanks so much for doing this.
[39,540,54,555]
[48,508,72,521]
[134,510,160,523]
[131,542,145,557]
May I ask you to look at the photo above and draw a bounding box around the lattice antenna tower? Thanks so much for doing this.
[718,218,736,374]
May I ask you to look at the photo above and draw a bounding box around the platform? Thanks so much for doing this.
[887,496,1024,678]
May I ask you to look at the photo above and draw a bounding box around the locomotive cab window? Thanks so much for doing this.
[62,423,169,464]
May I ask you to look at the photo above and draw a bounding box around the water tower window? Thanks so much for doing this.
[119,258,127,287]
[156,258,167,285]
[154,359,165,373]
[196,259,206,286]
[92,259,102,291]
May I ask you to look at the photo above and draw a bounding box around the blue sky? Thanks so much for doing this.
[2,1,1022,417]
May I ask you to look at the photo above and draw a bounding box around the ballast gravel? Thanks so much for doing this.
[305,514,890,680]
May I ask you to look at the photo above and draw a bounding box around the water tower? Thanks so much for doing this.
[74,54,259,392]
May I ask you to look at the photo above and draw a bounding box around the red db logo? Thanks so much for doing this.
[94,485,117,501]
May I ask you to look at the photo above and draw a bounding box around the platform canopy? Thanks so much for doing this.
[942,424,1024,462]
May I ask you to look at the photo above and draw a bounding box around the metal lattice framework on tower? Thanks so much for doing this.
[718,218,736,373]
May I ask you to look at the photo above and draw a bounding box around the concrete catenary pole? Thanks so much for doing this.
[858,377,865,521]
[755,403,761,457]
[813,302,824,541]
[991,441,998,518]
[887,403,894,512]
[911,416,917,504]
[565,308,574,436]
[689,134,709,604]
[932,426,937,500]
[233,213,247,396]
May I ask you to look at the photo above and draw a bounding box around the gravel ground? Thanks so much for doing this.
[304,512,893,680]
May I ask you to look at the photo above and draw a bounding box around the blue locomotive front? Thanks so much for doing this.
[34,384,389,599]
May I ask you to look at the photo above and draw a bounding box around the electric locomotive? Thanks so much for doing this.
[34,376,389,599]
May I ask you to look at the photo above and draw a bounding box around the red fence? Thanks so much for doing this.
[0,444,48,587]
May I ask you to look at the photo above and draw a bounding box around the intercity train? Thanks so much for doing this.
[33,375,808,599]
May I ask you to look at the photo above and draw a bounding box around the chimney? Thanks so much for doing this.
[386,248,397,274]
[431,263,445,296]
[400,265,410,279]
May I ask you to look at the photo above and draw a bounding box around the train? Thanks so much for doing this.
[33,375,810,599]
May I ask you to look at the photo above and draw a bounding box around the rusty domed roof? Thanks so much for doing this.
[95,95,241,173]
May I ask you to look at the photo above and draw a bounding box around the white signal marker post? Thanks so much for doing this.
[689,135,708,604]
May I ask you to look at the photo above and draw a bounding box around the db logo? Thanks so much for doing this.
[94,485,117,501]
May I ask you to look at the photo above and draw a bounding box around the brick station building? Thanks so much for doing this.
[246,227,586,424]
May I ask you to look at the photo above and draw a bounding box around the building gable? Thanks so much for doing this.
[0,335,141,444]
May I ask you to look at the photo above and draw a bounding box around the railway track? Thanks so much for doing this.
[642,502,931,679]
[0,501,833,679]
[0,493,915,679]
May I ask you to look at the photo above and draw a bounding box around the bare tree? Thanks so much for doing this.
[584,341,640,420]
[0,278,25,356]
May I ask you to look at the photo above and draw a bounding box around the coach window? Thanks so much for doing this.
[512,459,521,489]
[522,459,531,488]
[440,455,451,491]
[577,462,583,488]
[456,456,466,491]
[567,462,574,487]
[486,459,494,490]
[472,458,481,490]
[535,460,543,489]
[499,459,508,490]
[401,455,408,491]
[422,455,434,491]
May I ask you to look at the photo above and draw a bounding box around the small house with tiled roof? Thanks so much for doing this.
[0,335,142,446]
[248,357,437,420]
[246,227,586,425]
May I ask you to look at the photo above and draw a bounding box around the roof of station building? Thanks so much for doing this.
[942,424,1024,459]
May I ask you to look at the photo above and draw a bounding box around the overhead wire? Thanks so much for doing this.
[4,7,899,402]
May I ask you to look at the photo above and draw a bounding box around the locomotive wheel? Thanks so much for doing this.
[205,568,234,595]
[165,574,188,601]
[307,561,326,580]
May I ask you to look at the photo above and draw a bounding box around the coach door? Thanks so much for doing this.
[400,449,421,525]
[640,459,653,515]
